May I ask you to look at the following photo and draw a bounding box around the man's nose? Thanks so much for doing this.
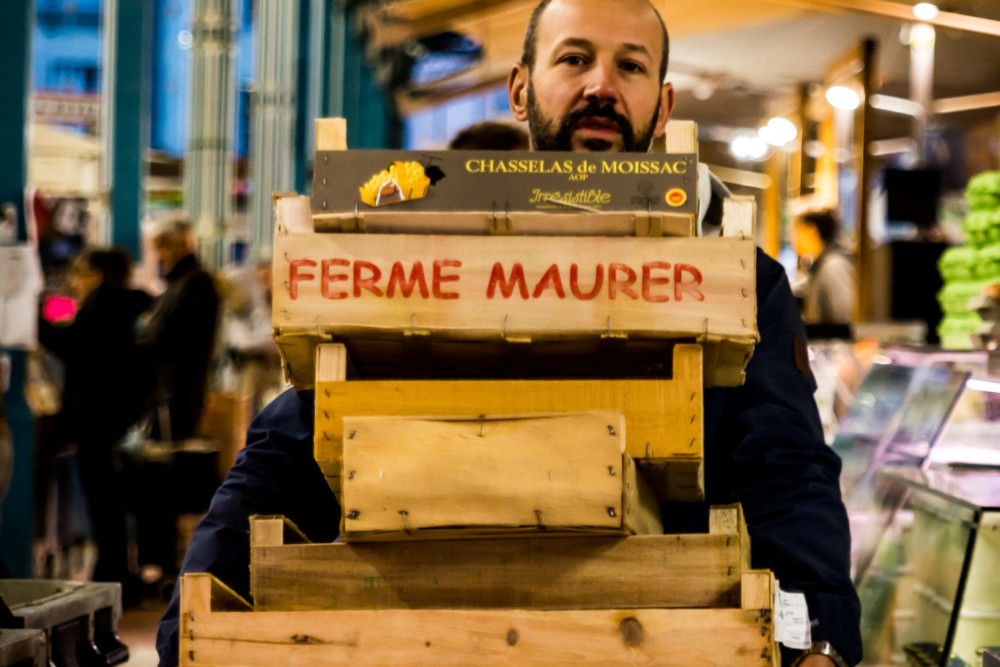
[582,62,618,104]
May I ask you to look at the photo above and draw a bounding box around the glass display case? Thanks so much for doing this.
[836,347,1000,666]
[856,466,1000,667]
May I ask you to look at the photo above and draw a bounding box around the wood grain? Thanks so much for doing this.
[181,606,775,666]
[250,531,741,612]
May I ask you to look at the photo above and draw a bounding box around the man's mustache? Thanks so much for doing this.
[562,102,634,140]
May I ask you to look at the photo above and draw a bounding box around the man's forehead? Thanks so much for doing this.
[534,0,663,55]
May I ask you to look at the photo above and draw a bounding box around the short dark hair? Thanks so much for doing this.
[78,247,132,289]
[520,0,669,82]
[801,209,840,244]
[449,121,530,150]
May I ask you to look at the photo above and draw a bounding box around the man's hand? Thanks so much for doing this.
[797,655,837,667]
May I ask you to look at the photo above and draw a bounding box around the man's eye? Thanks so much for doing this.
[621,61,645,74]
[561,55,586,66]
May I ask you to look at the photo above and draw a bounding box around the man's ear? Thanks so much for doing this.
[652,82,675,138]
[508,64,530,122]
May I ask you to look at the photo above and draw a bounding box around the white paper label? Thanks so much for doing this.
[774,580,812,650]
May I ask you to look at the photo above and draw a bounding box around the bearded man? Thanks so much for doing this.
[157,2,860,665]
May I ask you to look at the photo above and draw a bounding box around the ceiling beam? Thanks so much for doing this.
[370,0,534,49]
[763,0,1000,37]
[934,91,1000,114]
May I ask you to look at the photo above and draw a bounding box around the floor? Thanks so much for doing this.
[118,599,168,666]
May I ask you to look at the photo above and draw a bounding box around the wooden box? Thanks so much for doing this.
[273,228,757,390]
[179,506,779,666]
[249,506,747,611]
[339,411,661,540]
[315,342,705,502]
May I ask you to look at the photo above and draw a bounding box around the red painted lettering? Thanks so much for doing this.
[642,262,671,303]
[532,264,566,299]
[353,261,384,297]
[486,262,529,299]
[288,259,316,300]
[433,260,461,300]
[321,259,350,299]
[609,263,639,300]
[386,262,429,298]
[569,264,603,300]
[674,264,704,301]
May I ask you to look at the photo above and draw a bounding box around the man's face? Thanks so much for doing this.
[153,235,188,275]
[509,0,674,152]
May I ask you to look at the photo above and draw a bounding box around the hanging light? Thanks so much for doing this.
[913,3,939,21]
[758,117,798,146]
[730,134,769,161]
[826,85,861,111]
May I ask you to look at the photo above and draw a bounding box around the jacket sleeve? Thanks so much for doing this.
[155,388,341,667]
[709,249,862,665]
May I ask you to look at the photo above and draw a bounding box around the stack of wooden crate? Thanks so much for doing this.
[178,119,778,666]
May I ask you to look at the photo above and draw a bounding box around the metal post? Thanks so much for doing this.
[101,0,152,258]
[0,0,35,578]
[248,0,299,262]
[186,0,238,270]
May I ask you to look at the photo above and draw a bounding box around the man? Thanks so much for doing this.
[135,218,220,583]
[156,1,860,665]
[141,218,220,442]
[793,208,856,326]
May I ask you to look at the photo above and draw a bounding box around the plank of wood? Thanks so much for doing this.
[312,210,696,238]
[274,194,313,234]
[315,343,347,382]
[708,504,751,574]
[315,118,346,151]
[314,345,704,501]
[740,570,774,612]
[249,529,741,611]
[182,606,775,666]
[339,411,660,540]
[663,120,699,154]
[721,196,756,239]
[274,233,754,338]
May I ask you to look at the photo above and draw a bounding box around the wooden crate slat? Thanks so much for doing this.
[250,532,741,612]
[311,209,696,237]
[182,605,775,666]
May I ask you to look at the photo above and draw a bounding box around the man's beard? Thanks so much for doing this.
[526,80,659,152]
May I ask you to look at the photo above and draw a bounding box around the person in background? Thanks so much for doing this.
[793,208,857,326]
[36,247,151,588]
[448,120,530,150]
[133,218,219,585]
[140,218,220,443]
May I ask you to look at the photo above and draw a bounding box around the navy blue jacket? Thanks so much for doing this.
[157,248,862,666]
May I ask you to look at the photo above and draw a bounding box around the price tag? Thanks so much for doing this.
[774,580,812,650]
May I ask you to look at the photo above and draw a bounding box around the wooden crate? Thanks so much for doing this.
[273,227,756,390]
[249,506,746,611]
[179,506,779,666]
[339,411,661,540]
[314,342,704,503]
[272,119,757,391]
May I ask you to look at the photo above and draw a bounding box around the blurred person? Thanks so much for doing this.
[132,218,219,583]
[448,120,530,150]
[38,198,87,283]
[36,247,152,587]
[140,218,220,442]
[794,209,856,326]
